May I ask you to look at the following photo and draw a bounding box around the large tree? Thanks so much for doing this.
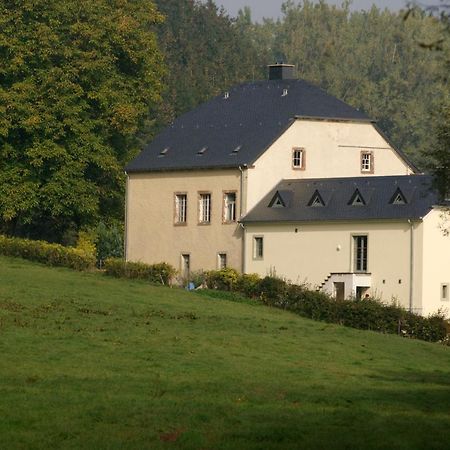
[0,0,164,242]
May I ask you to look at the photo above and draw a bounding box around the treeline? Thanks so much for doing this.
[0,0,448,244]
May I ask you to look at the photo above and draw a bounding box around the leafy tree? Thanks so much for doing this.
[154,0,263,118]
[0,0,164,242]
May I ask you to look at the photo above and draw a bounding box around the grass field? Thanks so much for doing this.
[1,255,449,449]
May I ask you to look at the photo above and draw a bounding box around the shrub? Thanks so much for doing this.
[104,258,176,285]
[95,222,124,267]
[0,235,95,271]
[205,268,240,291]
[236,273,261,297]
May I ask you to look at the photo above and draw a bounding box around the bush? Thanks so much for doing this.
[0,235,95,271]
[236,273,261,298]
[104,258,176,285]
[95,222,124,267]
[205,268,240,291]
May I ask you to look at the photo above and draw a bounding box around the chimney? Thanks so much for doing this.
[268,63,295,80]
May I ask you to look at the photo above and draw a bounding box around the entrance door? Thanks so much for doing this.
[334,282,345,301]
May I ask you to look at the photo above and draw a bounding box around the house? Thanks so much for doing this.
[125,64,419,281]
[241,175,450,316]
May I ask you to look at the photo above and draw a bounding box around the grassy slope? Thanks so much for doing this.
[0,256,449,450]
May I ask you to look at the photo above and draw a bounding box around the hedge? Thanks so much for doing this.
[0,235,95,271]
[103,258,176,285]
[199,269,449,344]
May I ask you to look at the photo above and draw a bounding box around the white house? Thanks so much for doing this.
[124,63,449,315]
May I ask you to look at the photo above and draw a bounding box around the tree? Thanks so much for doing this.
[0,0,165,242]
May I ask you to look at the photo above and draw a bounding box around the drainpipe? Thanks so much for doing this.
[124,172,129,261]
[239,222,246,273]
[408,219,414,313]
[238,165,247,273]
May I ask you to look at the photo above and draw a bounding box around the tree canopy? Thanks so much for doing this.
[0,0,164,242]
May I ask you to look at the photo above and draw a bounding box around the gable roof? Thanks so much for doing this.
[241,175,439,223]
[125,79,374,173]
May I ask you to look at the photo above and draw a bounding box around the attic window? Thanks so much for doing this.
[224,91,229,99]
[230,145,242,155]
[390,188,407,205]
[308,190,325,207]
[348,189,366,206]
[269,192,286,208]
[197,146,208,155]
[282,88,288,97]
[159,147,169,157]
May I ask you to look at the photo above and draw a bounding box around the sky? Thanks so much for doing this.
[213,1,440,22]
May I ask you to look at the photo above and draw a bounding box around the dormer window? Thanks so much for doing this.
[348,189,366,206]
[197,146,207,155]
[292,148,306,170]
[308,190,325,207]
[159,147,169,157]
[269,191,286,208]
[390,187,407,205]
[361,151,374,173]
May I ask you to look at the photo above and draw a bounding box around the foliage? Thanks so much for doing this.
[95,222,123,266]
[154,0,263,119]
[76,230,96,257]
[205,267,240,291]
[104,257,176,285]
[0,0,164,241]
[0,234,95,270]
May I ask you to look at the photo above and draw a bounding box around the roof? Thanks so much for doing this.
[241,175,439,223]
[125,79,373,173]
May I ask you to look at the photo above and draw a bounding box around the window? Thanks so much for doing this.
[269,191,286,208]
[181,254,190,278]
[199,193,211,223]
[223,192,236,222]
[354,235,368,272]
[253,236,264,259]
[390,188,407,205]
[308,190,325,207]
[218,253,227,269]
[361,151,374,173]
[175,194,187,224]
[348,189,366,206]
[292,148,306,170]
[442,284,449,301]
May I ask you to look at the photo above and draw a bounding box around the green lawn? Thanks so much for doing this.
[1,256,449,450]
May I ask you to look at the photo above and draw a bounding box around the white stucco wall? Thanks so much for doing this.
[421,209,450,317]
[126,169,243,274]
[246,119,415,211]
[244,220,424,312]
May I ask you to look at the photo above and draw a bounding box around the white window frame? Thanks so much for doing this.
[292,147,306,170]
[361,151,374,173]
[353,235,368,272]
[174,193,187,224]
[199,192,211,224]
[223,192,237,222]
[253,236,264,260]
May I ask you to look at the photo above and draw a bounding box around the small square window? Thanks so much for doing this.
[175,194,187,224]
[361,151,374,173]
[223,192,236,222]
[292,148,306,170]
[253,236,264,260]
[442,284,449,301]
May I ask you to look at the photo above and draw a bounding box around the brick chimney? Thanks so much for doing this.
[268,63,295,80]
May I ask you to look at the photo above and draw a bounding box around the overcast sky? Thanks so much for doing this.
[214,1,439,22]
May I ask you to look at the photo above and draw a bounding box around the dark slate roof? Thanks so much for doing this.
[241,175,440,223]
[125,79,372,173]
